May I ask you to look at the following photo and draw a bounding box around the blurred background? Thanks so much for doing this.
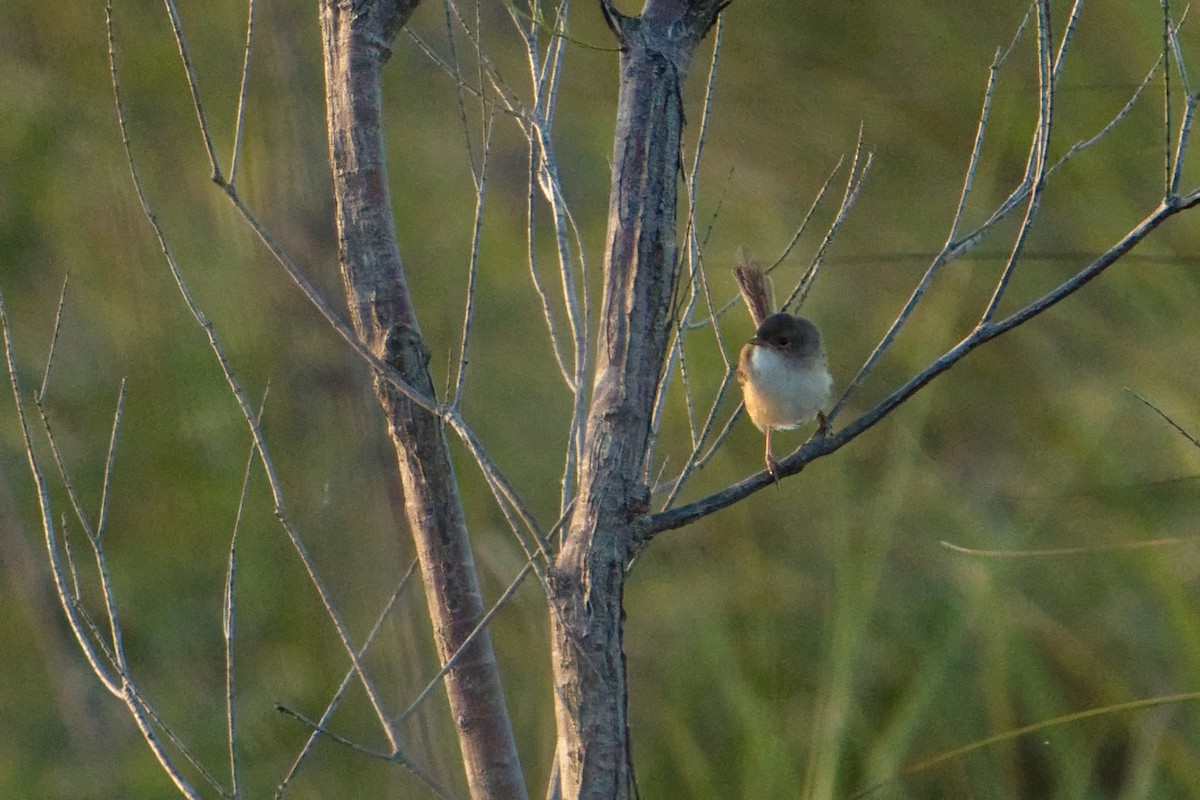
[2,1,1200,798]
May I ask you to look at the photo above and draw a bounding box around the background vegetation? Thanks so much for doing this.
[2,1,1199,797]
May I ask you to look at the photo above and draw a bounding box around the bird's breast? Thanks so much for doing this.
[740,345,832,432]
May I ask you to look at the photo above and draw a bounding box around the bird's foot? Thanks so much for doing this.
[765,454,781,486]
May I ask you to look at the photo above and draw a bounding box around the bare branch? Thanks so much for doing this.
[782,126,873,313]
[3,288,211,799]
[228,0,256,186]
[37,273,69,404]
[399,558,537,723]
[1,296,121,695]
[321,3,529,794]
[1128,389,1200,451]
[642,195,1199,538]
[95,379,125,541]
[276,558,420,798]
[108,8,402,750]
[768,154,845,275]
[834,5,1160,424]
[223,387,268,799]
[275,706,463,800]
[452,112,494,408]
[161,0,223,181]
[976,0,1055,327]
[1165,0,1177,195]
[646,126,719,477]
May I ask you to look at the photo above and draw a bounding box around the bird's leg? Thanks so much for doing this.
[764,428,780,484]
[816,410,829,436]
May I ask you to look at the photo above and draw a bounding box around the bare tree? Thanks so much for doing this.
[4,1,1200,799]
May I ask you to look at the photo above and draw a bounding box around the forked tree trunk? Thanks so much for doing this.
[550,4,725,798]
[321,0,723,796]
[320,2,528,799]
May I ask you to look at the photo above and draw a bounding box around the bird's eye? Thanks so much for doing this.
[777,337,789,346]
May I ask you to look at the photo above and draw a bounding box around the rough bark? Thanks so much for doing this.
[319,2,528,798]
[550,3,725,798]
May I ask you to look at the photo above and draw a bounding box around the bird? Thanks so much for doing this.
[734,261,832,478]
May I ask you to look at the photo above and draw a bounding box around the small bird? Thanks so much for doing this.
[734,261,832,478]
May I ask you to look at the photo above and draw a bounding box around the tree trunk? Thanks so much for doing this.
[550,4,724,798]
[319,2,528,798]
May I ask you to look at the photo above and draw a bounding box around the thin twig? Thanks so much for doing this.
[442,0,478,178]
[275,558,419,798]
[224,387,267,799]
[31,392,130,671]
[1052,59,1160,173]
[1164,0,1175,196]
[1128,389,1200,450]
[221,187,438,414]
[399,558,536,723]
[1173,95,1198,197]
[946,46,1006,245]
[445,409,554,567]
[95,379,126,542]
[0,296,121,694]
[781,127,873,312]
[1050,0,1085,83]
[643,195,1200,537]
[161,0,223,182]
[648,12,724,483]
[831,40,1008,422]
[228,0,256,186]
[508,0,593,508]
[711,2,1157,490]
[523,150,576,390]
[275,706,462,800]
[1167,3,1196,197]
[977,0,1055,326]
[37,272,70,404]
[452,112,494,408]
[768,155,844,275]
[403,26,523,118]
[108,11,401,750]
[3,288,208,799]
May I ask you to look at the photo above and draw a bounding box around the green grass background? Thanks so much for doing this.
[2,1,1200,798]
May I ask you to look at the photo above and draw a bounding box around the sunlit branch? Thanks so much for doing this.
[647,17,725,481]
[275,705,462,800]
[452,113,494,408]
[37,273,69,404]
[223,388,267,798]
[2,295,199,798]
[1128,389,1200,451]
[782,125,873,313]
[2,302,118,694]
[442,0,480,177]
[276,559,420,799]
[977,0,1054,327]
[641,194,1200,539]
[768,154,844,276]
[108,10,401,750]
[161,0,222,181]
[228,0,255,186]
[399,558,538,723]
[507,0,593,510]
[833,5,1159,425]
